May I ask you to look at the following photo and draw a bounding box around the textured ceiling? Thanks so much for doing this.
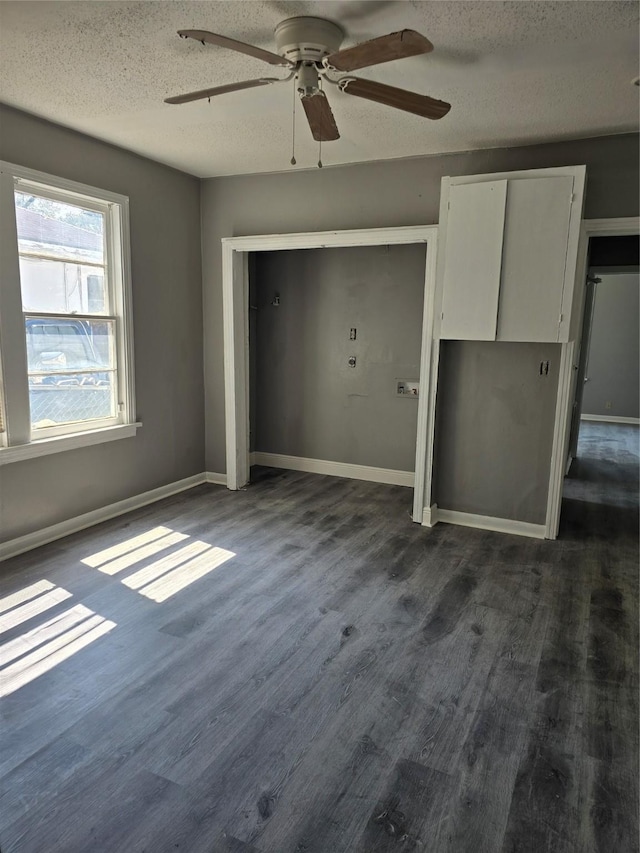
[0,1,638,177]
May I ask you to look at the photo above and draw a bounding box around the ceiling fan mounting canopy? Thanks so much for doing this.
[274,16,344,64]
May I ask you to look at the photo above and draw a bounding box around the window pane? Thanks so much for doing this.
[26,318,114,374]
[18,256,107,314]
[15,191,104,265]
[29,372,116,429]
[26,315,117,429]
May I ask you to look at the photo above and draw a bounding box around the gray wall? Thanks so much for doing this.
[0,105,204,543]
[582,273,639,419]
[4,117,636,541]
[201,133,639,519]
[253,245,426,471]
[434,342,561,523]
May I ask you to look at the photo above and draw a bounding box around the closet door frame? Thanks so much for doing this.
[222,225,438,524]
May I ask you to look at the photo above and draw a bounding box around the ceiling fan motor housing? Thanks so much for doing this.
[274,16,343,64]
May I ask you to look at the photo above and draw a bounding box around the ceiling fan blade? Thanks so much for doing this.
[300,91,340,142]
[165,78,279,105]
[178,29,294,67]
[339,77,450,120]
[325,30,433,72]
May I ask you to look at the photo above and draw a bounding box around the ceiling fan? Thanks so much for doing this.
[165,16,451,143]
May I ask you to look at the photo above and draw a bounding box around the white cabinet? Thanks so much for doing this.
[438,166,585,343]
[440,181,507,340]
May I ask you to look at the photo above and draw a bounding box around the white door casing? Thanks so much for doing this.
[221,226,438,523]
[545,216,640,538]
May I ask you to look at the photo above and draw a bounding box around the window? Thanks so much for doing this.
[0,162,137,463]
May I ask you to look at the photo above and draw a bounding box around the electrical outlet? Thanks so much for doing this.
[396,379,419,397]
[605,401,612,410]
[350,328,357,340]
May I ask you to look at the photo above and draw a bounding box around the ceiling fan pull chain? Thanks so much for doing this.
[290,76,297,166]
[318,78,323,169]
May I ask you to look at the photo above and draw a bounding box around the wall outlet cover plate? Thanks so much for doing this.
[397,379,419,397]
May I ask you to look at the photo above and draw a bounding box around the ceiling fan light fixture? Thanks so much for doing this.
[296,62,320,97]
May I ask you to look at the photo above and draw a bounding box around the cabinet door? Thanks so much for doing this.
[496,176,574,342]
[440,180,507,340]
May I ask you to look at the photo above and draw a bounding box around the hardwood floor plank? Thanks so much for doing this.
[0,735,90,830]
[434,659,540,852]
[580,755,639,853]
[356,758,454,851]
[2,766,187,853]
[211,835,261,853]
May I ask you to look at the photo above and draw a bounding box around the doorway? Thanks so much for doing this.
[560,231,639,535]
[568,235,639,461]
[546,218,639,538]
[221,226,438,523]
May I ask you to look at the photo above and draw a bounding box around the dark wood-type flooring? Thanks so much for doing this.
[1,422,638,852]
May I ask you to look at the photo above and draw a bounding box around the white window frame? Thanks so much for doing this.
[0,162,139,464]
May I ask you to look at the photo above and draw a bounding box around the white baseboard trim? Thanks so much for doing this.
[205,471,227,486]
[581,414,640,425]
[0,473,207,563]
[251,452,414,488]
[421,504,438,527]
[423,504,546,539]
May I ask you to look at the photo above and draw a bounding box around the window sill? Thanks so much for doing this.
[0,422,142,465]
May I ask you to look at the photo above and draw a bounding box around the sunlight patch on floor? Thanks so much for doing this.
[85,531,189,576]
[0,599,116,697]
[81,526,175,568]
[0,521,236,696]
[121,540,212,590]
[0,579,56,614]
[82,526,237,603]
[138,546,235,603]
[0,585,72,635]
[0,603,96,667]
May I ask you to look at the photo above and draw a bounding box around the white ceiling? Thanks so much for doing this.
[0,1,638,178]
